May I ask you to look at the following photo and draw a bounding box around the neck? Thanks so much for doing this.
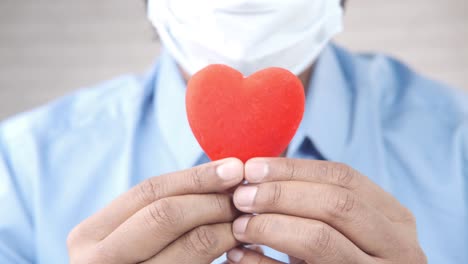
[298,65,313,95]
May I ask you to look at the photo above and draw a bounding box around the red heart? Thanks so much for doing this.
[186,64,305,162]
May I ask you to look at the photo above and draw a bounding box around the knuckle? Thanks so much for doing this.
[304,224,335,257]
[211,195,236,220]
[88,244,116,264]
[264,183,283,207]
[401,207,417,224]
[325,190,357,220]
[69,244,113,264]
[331,162,357,188]
[66,227,80,249]
[212,194,228,211]
[400,245,428,264]
[66,224,90,249]
[137,178,164,204]
[187,166,208,190]
[313,162,329,179]
[183,225,220,256]
[145,198,184,229]
[284,159,300,180]
[414,248,428,264]
[252,215,273,235]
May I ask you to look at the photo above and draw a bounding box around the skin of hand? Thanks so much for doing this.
[226,158,427,264]
[67,158,244,264]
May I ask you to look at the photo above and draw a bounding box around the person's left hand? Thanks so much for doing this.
[226,158,427,264]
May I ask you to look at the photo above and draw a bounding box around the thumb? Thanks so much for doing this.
[226,246,285,264]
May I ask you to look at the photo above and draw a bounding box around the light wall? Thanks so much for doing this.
[0,0,467,120]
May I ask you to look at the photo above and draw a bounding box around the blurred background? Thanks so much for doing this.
[0,0,467,120]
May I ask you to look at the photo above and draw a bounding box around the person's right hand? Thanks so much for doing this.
[67,158,244,264]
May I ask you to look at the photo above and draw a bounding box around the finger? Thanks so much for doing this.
[232,214,374,264]
[226,247,285,264]
[143,223,238,264]
[74,158,243,241]
[245,158,411,221]
[244,244,264,254]
[289,256,304,264]
[234,181,401,257]
[98,194,239,263]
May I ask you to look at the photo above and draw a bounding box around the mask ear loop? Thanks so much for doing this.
[149,1,193,76]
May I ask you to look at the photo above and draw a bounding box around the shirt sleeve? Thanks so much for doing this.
[0,139,34,263]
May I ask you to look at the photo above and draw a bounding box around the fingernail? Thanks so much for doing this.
[245,159,269,182]
[235,186,257,207]
[227,248,244,263]
[216,159,243,181]
[233,215,252,235]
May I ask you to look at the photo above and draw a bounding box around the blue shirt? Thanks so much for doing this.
[0,44,467,263]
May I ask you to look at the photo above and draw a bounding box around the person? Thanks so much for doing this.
[0,0,466,263]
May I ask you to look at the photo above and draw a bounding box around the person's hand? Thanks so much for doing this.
[226,158,427,264]
[67,158,244,264]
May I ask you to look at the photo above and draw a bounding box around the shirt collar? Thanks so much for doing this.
[155,44,352,169]
[155,49,204,169]
[288,44,353,161]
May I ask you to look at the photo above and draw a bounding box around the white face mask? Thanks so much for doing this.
[148,0,343,76]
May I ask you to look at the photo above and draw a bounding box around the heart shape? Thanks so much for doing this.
[186,64,305,162]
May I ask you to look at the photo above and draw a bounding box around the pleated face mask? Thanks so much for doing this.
[148,0,343,76]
